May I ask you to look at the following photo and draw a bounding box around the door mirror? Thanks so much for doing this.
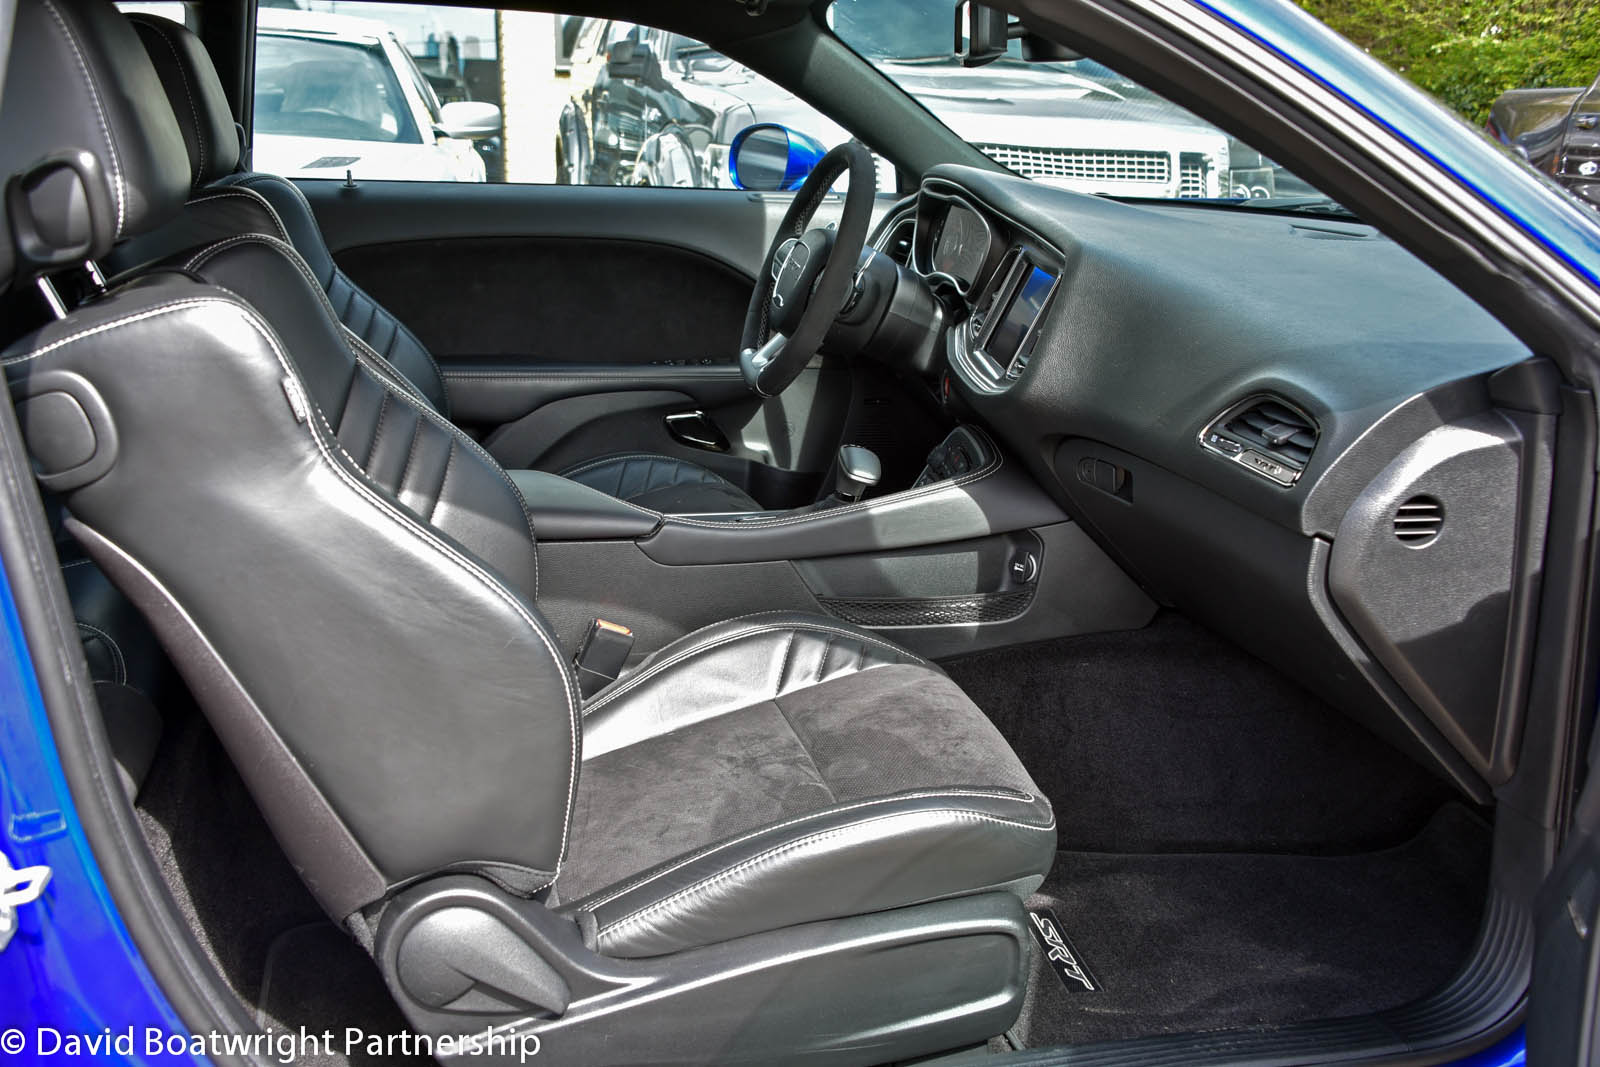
[728,124,827,192]
[436,100,502,140]
[607,39,653,80]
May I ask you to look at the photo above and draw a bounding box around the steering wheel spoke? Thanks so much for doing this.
[737,142,876,397]
[740,332,789,396]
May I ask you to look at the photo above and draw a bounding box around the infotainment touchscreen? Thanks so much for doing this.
[985,265,1055,363]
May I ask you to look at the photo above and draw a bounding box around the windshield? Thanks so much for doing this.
[829,0,1331,208]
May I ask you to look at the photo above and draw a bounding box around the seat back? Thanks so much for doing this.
[1,0,577,924]
[117,13,452,414]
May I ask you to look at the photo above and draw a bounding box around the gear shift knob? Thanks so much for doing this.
[834,445,882,503]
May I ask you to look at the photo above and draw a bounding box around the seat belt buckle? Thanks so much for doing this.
[575,619,634,698]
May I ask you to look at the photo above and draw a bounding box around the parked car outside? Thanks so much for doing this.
[1489,71,1600,209]
[557,6,1300,200]
[253,8,498,181]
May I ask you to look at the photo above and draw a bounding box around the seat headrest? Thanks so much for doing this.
[0,0,189,258]
[126,14,240,188]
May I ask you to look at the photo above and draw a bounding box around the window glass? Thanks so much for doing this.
[829,0,1324,205]
[114,1,195,30]
[255,33,416,144]
[252,3,886,191]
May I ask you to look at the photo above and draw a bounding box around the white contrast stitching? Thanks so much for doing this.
[344,330,541,592]
[27,294,581,886]
[137,18,204,185]
[188,188,291,243]
[660,434,1004,529]
[75,621,126,684]
[231,303,581,879]
[574,789,1039,911]
[183,233,544,594]
[582,622,925,716]
[593,807,1056,937]
[41,0,125,236]
[558,452,747,505]
[1,299,220,366]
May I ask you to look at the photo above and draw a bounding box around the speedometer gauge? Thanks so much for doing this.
[932,206,990,289]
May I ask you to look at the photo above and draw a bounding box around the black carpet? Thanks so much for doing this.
[945,613,1463,854]
[1008,804,1492,1047]
[136,712,417,1066]
[256,924,430,1067]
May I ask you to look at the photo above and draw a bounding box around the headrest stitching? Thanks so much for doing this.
[40,0,126,237]
[136,18,205,189]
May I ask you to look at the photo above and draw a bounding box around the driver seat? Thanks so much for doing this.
[113,12,761,514]
[1,2,1051,1060]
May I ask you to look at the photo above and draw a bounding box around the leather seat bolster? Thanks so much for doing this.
[216,172,452,415]
[581,611,936,759]
[567,789,1056,958]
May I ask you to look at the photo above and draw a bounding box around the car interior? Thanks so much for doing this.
[0,0,1592,1063]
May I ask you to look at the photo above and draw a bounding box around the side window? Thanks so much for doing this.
[251,3,884,191]
[115,1,196,30]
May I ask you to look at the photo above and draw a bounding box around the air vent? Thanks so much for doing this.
[879,215,915,265]
[1394,495,1444,546]
[1199,395,1320,486]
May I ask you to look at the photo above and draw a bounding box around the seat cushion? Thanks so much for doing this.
[556,616,1055,958]
[557,453,760,513]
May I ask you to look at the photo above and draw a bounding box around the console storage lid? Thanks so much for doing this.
[509,470,662,541]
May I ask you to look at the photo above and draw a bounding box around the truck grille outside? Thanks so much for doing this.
[976,144,1171,186]
[1179,154,1208,198]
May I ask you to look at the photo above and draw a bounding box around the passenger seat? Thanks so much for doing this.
[113,13,763,514]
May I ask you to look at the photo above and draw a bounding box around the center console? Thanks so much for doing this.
[522,425,1155,662]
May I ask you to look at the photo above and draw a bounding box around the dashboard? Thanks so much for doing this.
[878,164,1549,805]
[914,181,1063,390]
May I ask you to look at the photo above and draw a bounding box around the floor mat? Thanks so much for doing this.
[945,613,1463,853]
[137,713,423,1067]
[256,923,430,1067]
[1008,804,1492,1047]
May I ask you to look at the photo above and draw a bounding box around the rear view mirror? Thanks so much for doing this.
[727,124,827,192]
[436,101,501,140]
[957,1,1010,67]
[955,1,1082,67]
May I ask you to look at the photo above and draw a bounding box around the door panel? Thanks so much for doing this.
[334,236,752,367]
[300,178,846,291]
[294,179,889,495]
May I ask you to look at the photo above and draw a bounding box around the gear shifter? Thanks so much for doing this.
[833,445,882,504]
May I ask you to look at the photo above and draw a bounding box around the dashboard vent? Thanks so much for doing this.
[880,215,915,265]
[1224,399,1317,466]
[1200,395,1319,486]
[1394,496,1444,546]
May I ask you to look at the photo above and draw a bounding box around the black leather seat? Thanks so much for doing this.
[113,12,761,515]
[1,0,1053,1060]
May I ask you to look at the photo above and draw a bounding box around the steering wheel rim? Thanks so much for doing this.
[739,141,877,397]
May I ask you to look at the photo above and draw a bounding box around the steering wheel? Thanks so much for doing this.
[738,141,877,397]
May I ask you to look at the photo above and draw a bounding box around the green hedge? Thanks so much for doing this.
[1298,0,1600,123]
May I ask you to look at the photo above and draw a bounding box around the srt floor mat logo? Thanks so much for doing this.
[1,1026,542,1063]
[1026,906,1098,992]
